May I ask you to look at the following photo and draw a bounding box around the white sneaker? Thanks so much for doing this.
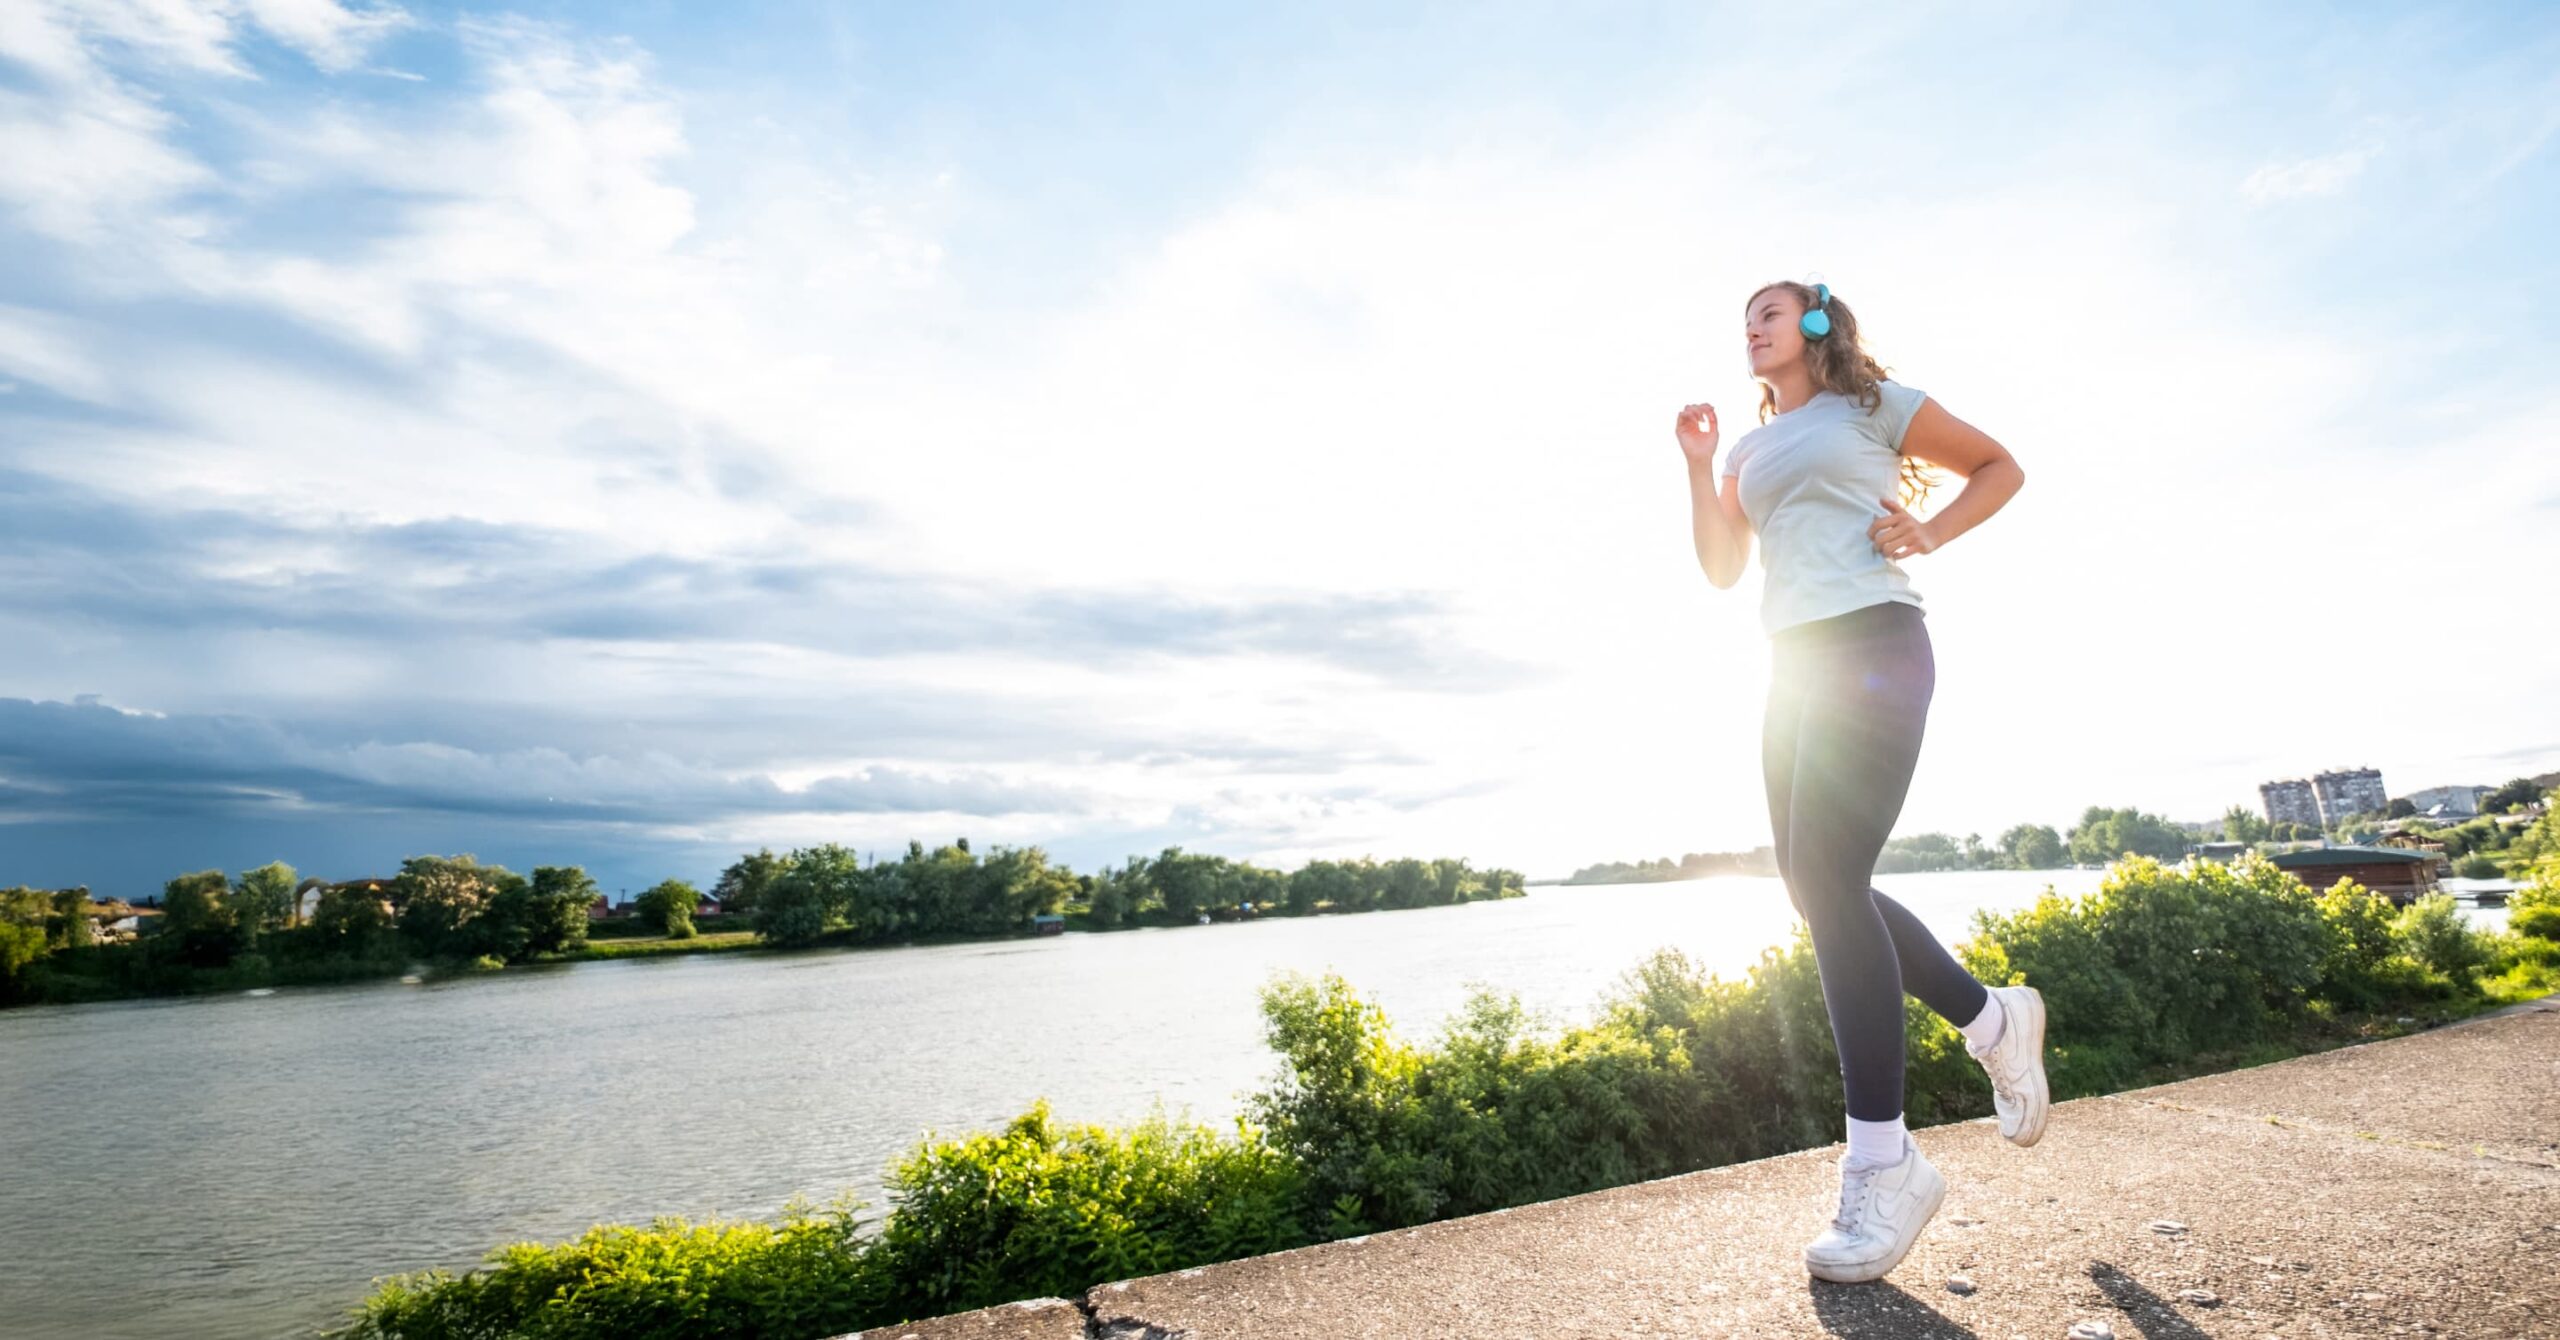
[1802,1135,1947,1283]
[1970,984,2049,1147]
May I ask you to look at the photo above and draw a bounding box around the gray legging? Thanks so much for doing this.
[1761,599,1990,1122]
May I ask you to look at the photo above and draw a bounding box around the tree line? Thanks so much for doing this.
[1564,813,2104,883]
[0,841,1527,1007]
[1558,786,2560,889]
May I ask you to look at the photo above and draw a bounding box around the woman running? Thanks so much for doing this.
[1673,279,2050,1284]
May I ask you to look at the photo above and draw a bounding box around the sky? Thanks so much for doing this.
[2,1,2556,898]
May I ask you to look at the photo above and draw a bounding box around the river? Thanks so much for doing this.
[0,868,2507,1338]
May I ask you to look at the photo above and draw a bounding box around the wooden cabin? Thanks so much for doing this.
[2268,845,2440,903]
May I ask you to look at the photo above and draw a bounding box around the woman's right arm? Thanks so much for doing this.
[1677,402,1752,589]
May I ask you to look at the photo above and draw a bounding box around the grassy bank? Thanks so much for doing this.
[569,931,763,960]
[332,856,2560,1340]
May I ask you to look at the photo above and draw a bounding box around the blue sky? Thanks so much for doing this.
[2,1,2556,898]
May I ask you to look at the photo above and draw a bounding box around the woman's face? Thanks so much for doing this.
[1745,288,1808,378]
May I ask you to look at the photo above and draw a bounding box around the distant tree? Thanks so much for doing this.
[0,886,47,929]
[474,866,595,961]
[521,867,599,956]
[2480,777,2543,815]
[0,921,45,1002]
[1150,848,1223,920]
[636,879,701,939]
[2454,853,2501,880]
[232,862,299,947]
[2512,799,2559,867]
[760,845,860,947]
[2064,807,2189,866]
[2220,807,2268,844]
[975,846,1079,931]
[2384,797,2418,820]
[890,840,985,937]
[1380,858,1435,910]
[309,882,391,948]
[49,887,94,950]
[1084,861,1141,928]
[159,869,240,966]
[1998,823,2065,870]
[1287,861,1356,915]
[712,849,782,920]
[393,855,512,958]
[1877,833,1961,874]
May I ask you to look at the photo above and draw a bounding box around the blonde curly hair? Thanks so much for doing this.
[1747,280,1935,510]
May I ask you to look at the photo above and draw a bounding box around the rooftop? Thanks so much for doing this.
[2265,844,2433,867]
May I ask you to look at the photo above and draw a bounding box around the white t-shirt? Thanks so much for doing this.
[1720,379,1929,635]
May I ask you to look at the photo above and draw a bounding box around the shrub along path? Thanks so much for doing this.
[855,995,2560,1339]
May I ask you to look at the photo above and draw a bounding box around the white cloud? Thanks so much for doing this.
[2240,145,2378,203]
[0,306,114,402]
[0,0,402,243]
[236,0,410,73]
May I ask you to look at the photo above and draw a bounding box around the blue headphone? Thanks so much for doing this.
[1800,282,1834,341]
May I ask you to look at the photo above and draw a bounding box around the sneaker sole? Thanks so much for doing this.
[2005,986,2050,1148]
[1804,1161,1949,1284]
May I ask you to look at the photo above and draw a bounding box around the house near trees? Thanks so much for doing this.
[2267,845,2440,903]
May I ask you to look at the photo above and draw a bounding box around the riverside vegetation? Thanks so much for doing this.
[1565,779,2560,885]
[332,822,2560,1340]
[1565,806,2304,883]
[0,842,1527,1010]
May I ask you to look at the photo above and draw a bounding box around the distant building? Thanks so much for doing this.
[1031,913,1066,936]
[2311,767,2388,825]
[2403,784,2487,818]
[2268,845,2439,903]
[2187,841,2254,864]
[2260,778,2320,829]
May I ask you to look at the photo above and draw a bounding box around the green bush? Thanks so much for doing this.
[866,1099,1305,1320]
[1970,856,2328,1064]
[2510,879,2560,943]
[1249,961,1728,1237]
[2392,893,2491,983]
[335,1198,882,1340]
[0,921,44,1003]
[2313,882,2426,1011]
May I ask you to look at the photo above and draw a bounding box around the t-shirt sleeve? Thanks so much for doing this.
[1719,436,1748,479]
[1872,380,1927,451]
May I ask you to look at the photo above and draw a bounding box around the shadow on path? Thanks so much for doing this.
[2090,1261,2211,1340]
[1807,1279,1981,1338]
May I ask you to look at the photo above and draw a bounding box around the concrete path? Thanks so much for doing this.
[853,998,2560,1339]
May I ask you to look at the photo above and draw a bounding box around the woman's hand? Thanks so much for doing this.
[1675,402,1720,466]
[1869,497,1940,560]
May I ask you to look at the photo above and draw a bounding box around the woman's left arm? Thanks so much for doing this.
[1868,398,2025,559]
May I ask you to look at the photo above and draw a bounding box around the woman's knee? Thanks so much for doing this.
[1787,876,1872,935]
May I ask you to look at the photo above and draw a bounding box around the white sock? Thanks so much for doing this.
[1845,1115,1907,1169]
[1959,991,2006,1054]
